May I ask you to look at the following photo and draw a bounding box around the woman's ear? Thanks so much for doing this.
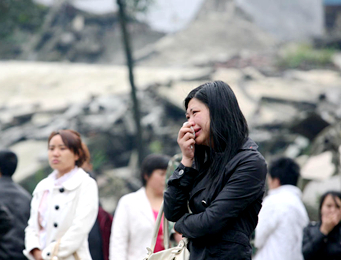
[144,173,149,182]
[74,151,80,162]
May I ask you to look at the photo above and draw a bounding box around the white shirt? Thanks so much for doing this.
[109,187,155,260]
[38,167,79,248]
[254,185,309,260]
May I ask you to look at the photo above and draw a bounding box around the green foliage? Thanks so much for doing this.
[0,0,46,39]
[20,168,49,194]
[278,44,336,69]
[149,140,163,154]
[125,0,155,15]
[91,149,109,172]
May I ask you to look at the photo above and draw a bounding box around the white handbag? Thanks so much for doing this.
[143,201,190,260]
[50,239,80,260]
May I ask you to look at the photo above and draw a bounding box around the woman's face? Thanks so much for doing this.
[186,98,210,146]
[145,169,166,195]
[48,134,79,175]
[321,194,341,218]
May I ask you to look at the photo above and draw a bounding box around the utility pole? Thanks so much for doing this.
[117,0,143,167]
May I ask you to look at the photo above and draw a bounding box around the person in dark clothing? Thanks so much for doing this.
[81,143,113,260]
[164,81,267,260]
[0,150,31,260]
[302,191,341,260]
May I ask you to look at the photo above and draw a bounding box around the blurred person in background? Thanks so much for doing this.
[81,143,113,260]
[0,150,31,260]
[302,191,341,260]
[24,130,98,260]
[0,204,13,238]
[164,81,267,260]
[109,154,170,260]
[254,157,309,260]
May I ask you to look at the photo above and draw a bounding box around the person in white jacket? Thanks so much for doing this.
[109,154,170,260]
[24,130,98,260]
[254,157,309,260]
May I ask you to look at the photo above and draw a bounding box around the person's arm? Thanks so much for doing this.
[164,122,197,222]
[173,153,266,238]
[109,197,129,260]
[164,163,197,222]
[24,188,43,260]
[0,204,13,238]
[254,198,278,249]
[302,224,326,260]
[42,178,98,259]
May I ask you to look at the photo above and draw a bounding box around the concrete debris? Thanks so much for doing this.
[290,113,330,141]
[1,0,339,216]
[332,52,341,70]
[302,175,341,220]
[235,0,324,41]
[301,151,336,181]
[9,140,48,183]
[137,1,277,67]
[1,60,341,212]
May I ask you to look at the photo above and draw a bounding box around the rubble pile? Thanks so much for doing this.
[1,0,341,215]
[1,60,341,214]
[14,1,164,64]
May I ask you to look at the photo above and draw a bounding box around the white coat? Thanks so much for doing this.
[109,187,156,260]
[24,168,98,260]
[254,185,309,260]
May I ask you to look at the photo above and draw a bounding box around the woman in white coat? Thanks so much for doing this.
[24,130,98,260]
[109,154,170,260]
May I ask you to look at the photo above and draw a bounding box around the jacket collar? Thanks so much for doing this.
[0,176,13,183]
[268,185,302,198]
[34,167,88,193]
[62,168,88,191]
[239,138,258,151]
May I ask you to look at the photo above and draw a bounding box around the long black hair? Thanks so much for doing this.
[318,191,341,221]
[184,81,249,183]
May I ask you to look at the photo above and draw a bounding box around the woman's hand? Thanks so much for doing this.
[173,231,183,244]
[320,210,341,235]
[31,248,43,260]
[178,122,195,167]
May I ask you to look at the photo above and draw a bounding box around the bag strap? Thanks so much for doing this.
[50,239,80,260]
[163,206,169,250]
[149,201,171,252]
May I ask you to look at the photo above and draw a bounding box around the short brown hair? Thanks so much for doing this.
[48,130,87,167]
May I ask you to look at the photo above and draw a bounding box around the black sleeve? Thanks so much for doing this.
[0,204,13,238]
[173,153,266,239]
[164,163,198,222]
[302,224,326,260]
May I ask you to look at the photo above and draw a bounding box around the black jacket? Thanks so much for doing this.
[0,177,31,260]
[302,221,341,260]
[164,138,267,260]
